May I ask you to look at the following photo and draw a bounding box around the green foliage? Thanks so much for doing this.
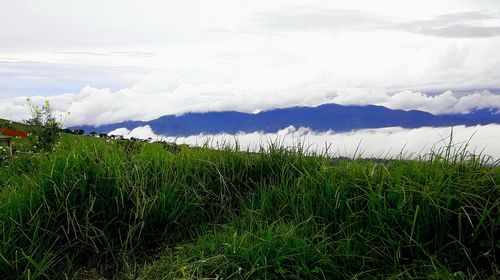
[0,118,31,132]
[24,99,67,152]
[0,119,29,161]
[0,120,13,130]
[0,134,498,279]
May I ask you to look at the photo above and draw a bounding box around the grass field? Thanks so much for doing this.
[0,133,499,279]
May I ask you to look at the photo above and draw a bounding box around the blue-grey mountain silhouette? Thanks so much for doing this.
[71,103,500,136]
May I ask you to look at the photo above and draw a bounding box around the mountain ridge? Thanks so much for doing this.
[70,103,500,136]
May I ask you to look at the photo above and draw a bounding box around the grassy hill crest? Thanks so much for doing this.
[0,129,498,279]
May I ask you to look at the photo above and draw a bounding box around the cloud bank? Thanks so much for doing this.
[1,83,499,127]
[110,124,500,161]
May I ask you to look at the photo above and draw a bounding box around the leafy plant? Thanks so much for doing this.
[25,99,68,152]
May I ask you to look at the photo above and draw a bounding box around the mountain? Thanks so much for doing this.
[71,103,500,136]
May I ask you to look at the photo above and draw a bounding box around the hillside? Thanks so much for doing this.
[71,103,500,136]
[0,118,32,132]
[0,133,498,279]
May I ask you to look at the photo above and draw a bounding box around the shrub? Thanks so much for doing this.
[25,99,67,152]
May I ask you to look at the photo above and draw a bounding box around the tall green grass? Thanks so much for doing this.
[0,134,498,279]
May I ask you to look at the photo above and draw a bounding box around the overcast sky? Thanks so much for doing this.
[1,0,500,126]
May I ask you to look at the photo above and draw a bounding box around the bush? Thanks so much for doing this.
[25,99,66,152]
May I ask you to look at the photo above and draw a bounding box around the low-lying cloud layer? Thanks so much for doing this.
[110,124,500,161]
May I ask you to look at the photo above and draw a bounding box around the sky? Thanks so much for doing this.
[1,0,500,127]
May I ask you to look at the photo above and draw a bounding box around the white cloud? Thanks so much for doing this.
[1,81,500,127]
[331,89,500,114]
[256,9,500,38]
[108,127,131,137]
[108,126,158,140]
[113,124,500,161]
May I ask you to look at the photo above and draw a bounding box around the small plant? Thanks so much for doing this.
[25,98,68,152]
[0,145,9,162]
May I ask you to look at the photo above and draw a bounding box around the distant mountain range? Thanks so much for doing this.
[71,103,500,136]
